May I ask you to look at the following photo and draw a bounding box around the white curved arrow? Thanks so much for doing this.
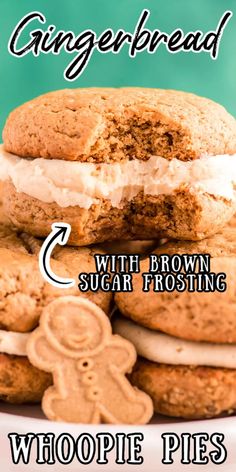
[39,222,75,288]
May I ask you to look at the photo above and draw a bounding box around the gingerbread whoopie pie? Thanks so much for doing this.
[1,88,236,245]
[0,221,112,403]
[114,227,236,419]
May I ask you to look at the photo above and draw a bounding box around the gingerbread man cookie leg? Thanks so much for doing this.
[27,296,153,424]
[2,88,236,244]
[97,338,154,424]
[42,386,100,423]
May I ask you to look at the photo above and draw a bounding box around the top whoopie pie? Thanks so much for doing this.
[1,88,236,245]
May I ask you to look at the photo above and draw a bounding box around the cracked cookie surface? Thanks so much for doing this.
[115,228,236,343]
[0,353,51,403]
[130,359,236,419]
[2,88,236,244]
[3,88,236,162]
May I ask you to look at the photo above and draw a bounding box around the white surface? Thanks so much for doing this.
[0,404,236,471]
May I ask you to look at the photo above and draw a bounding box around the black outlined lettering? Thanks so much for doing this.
[8,10,233,80]
[127,433,144,464]
[76,434,96,464]
[192,433,209,464]
[94,254,140,273]
[36,433,55,464]
[78,272,133,292]
[8,433,35,465]
[96,433,115,464]
[162,433,180,464]
[115,433,126,465]
[181,433,191,464]
[210,433,227,464]
[77,252,226,294]
[56,434,75,464]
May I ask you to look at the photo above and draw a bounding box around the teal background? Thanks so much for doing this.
[0,0,236,135]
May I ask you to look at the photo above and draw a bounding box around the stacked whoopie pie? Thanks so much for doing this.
[114,226,236,419]
[0,87,236,419]
[1,88,236,244]
[0,216,112,403]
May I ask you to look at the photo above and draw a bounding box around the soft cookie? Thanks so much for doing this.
[0,353,51,404]
[27,296,153,424]
[115,227,236,343]
[97,239,158,256]
[114,227,236,419]
[114,314,236,419]
[1,88,236,244]
[228,212,236,228]
[0,225,112,403]
[130,360,236,420]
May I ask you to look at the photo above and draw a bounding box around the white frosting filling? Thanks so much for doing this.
[0,330,29,356]
[3,319,236,368]
[113,318,236,369]
[0,146,236,208]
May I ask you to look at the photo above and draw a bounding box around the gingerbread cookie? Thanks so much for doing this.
[2,88,236,245]
[0,227,112,403]
[130,360,236,420]
[115,227,236,343]
[27,296,153,424]
[114,314,236,419]
[0,183,10,226]
[114,227,236,419]
[53,245,112,314]
[228,212,236,228]
[97,239,158,255]
[0,353,51,404]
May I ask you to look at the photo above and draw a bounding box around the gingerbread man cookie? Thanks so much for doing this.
[27,296,153,424]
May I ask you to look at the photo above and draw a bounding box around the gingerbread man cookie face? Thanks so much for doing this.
[45,300,108,357]
[27,296,153,424]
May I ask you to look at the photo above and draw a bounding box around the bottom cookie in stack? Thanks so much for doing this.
[114,228,236,419]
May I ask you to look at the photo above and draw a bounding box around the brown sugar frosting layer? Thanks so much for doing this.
[3,88,236,162]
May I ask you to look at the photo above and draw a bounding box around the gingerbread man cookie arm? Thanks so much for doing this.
[27,328,59,372]
[104,335,137,372]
